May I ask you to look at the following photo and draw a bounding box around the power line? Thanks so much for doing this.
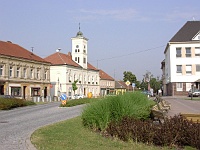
[91,45,166,62]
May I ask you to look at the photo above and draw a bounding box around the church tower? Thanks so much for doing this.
[71,24,88,69]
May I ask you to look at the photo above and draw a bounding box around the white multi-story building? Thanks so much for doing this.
[45,29,100,98]
[162,21,200,96]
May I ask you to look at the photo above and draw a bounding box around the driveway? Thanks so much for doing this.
[0,102,84,150]
[161,96,200,117]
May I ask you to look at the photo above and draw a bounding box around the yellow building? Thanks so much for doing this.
[0,41,51,100]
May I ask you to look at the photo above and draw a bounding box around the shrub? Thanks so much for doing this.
[81,92,155,131]
[0,98,36,110]
[106,115,200,149]
[60,98,101,107]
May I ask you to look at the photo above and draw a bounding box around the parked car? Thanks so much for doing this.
[188,89,200,97]
[72,94,85,99]
[141,91,152,97]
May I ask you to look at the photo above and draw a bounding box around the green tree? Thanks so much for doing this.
[123,71,137,85]
[72,80,78,94]
[150,77,162,93]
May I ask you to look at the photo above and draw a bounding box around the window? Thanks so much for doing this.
[9,66,13,77]
[23,68,27,78]
[30,69,34,78]
[186,65,192,74]
[88,75,90,84]
[79,74,82,83]
[185,47,191,57]
[176,83,183,91]
[186,83,191,92]
[78,49,80,52]
[75,57,77,61]
[83,57,86,64]
[44,71,47,80]
[11,87,21,96]
[0,65,3,76]
[36,69,40,79]
[196,65,200,72]
[195,47,200,56]
[78,57,80,63]
[31,88,40,96]
[16,67,20,78]
[75,49,77,52]
[176,48,181,57]
[176,65,182,73]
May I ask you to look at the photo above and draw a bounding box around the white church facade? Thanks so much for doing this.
[45,29,100,98]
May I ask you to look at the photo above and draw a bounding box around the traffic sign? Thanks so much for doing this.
[60,94,67,100]
[132,83,135,87]
[125,80,130,86]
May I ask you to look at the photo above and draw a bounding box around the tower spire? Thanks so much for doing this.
[79,23,80,31]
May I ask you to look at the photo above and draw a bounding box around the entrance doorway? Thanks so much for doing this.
[0,85,4,95]
[23,86,26,99]
[44,87,47,98]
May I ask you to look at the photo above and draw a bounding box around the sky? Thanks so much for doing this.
[1,0,200,81]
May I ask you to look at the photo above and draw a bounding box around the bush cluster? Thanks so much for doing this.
[0,98,36,110]
[81,92,155,131]
[106,115,200,149]
[60,97,101,107]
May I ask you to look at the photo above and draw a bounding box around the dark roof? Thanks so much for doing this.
[99,70,114,80]
[0,41,49,63]
[169,21,200,42]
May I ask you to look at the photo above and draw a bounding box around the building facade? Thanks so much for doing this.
[45,29,100,98]
[0,41,51,100]
[162,21,200,96]
[99,69,115,96]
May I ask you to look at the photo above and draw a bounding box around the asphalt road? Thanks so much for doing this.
[161,96,200,116]
[0,97,199,150]
[0,102,84,150]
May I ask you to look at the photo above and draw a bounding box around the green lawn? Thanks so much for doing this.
[31,117,170,150]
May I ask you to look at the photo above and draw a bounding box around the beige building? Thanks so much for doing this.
[0,41,51,100]
[99,69,115,96]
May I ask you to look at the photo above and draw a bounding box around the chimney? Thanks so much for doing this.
[68,52,72,59]
[56,48,61,52]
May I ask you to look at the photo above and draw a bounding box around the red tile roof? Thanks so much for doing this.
[44,52,81,67]
[99,69,114,80]
[87,62,98,71]
[116,81,133,90]
[45,52,99,71]
[0,41,48,63]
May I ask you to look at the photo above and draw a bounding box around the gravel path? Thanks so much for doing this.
[0,102,84,150]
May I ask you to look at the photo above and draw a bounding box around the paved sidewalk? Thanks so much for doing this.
[161,96,200,117]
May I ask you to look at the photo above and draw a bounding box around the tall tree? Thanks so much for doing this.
[123,71,137,85]
[150,77,162,93]
[72,80,78,94]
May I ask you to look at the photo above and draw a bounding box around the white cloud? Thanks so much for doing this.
[75,8,138,21]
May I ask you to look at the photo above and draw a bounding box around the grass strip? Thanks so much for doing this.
[31,117,166,150]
